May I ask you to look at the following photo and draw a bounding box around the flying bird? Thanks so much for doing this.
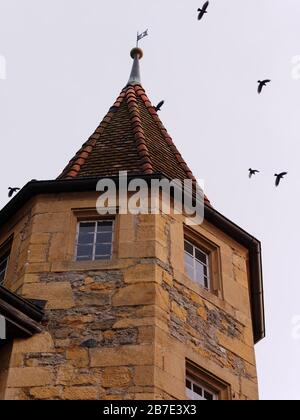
[274,172,287,187]
[155,100,165,112]
[198,1,209,20]
[257,79,271,94]
[8,187,20,197]
[249,168,260,178]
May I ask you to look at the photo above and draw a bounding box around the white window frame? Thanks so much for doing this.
[184,239,210,290]
[75,220,114,261]
[186,376,218,401]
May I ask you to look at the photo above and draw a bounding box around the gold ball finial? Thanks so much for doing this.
[130,47,143,60]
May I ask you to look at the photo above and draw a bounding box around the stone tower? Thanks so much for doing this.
[0,48,265,400]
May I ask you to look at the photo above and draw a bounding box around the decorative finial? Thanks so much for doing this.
[126,30,148,86]
[127,47,144,86]
[130,47,143,60]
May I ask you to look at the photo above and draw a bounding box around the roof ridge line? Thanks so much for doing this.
[134,85,196,182]
[125,85,154,175]
[58,91,127,179]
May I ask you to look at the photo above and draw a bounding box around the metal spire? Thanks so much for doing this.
[127,47,143,86]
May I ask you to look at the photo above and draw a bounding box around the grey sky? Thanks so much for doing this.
[0,0,299,400]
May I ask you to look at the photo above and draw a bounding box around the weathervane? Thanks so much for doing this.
[136,29,148,47]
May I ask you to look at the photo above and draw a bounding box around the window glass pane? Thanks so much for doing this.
[184,241,193,256]
[78,232,95,244]
[76,221,113,262]
[186,388,196,400]
[204,391,214,401]
[195,260,205,286]
[96,232,113,244]
[193,384,203,397]
[186,373,218,401]
[185,252,194,268]
[97,221,113,232]
[195,248,207,264]
[79,222,96,234]
[186,379,192,390]
[77,244,93,259]
[185,260,194,280]
[95,243,112,257]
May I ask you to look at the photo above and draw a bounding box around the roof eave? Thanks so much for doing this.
[0,285,45,338]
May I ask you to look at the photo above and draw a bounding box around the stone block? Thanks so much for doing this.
[22,282,75,310]
[241,378,259,400]
[31,212,67,234]
[48,233,66,261]
[27,244,48,263]
[124,263,157,284]
[6,367,54,387]
[13,332,54,354]
[23,274,40,284]
[62,386,98,400]
[102,367,132,388]
[134,365,154,386]
[66,348,89,368]
[30,387,62,400]
[155,285,169,312]
[223,277,251,316]
[90,345,155,367]
[217,332,256,365]
[4,388,28,400]
[171,301,187,322]
[112,283,155,307]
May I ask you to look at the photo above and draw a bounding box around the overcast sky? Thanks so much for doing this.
[1,0,300,400]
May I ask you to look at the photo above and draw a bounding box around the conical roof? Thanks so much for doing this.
[58,48,197,185]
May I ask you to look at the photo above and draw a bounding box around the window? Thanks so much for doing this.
[0,238,12,285]
[184,240,210,289]
[76,220,114,261]
[0,254,9,285]
[186,361,231,400]
[186,376,218,401]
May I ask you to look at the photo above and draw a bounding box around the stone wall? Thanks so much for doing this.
[0,192,259,400]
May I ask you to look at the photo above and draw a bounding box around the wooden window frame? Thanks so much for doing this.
[186,360,231,401]
[184,226,223,297]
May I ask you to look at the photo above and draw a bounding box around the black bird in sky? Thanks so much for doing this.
[257,79,271,94]
[8,187,20,197]
[249,168,260,178]
[274,172,287,187]
[198,1,209,20]
[155,100,165,112]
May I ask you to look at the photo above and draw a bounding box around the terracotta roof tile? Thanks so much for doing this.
[58,83,210,203]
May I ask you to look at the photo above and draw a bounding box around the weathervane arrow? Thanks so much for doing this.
[136,29,149,47]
